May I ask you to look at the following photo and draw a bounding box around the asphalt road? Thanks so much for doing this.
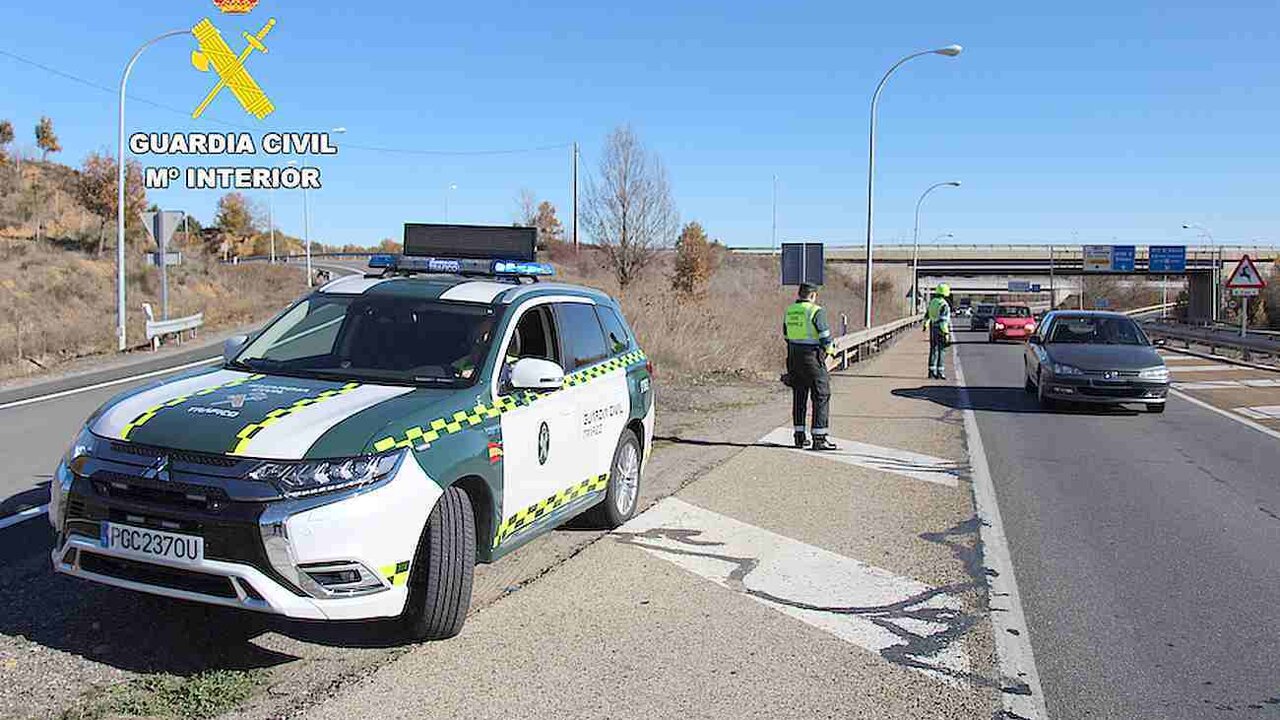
[949,327,1280,718]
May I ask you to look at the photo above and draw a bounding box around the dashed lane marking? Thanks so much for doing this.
[0,504,48,531]
[617,497,970,685]
[758,427,963,487]
[1169,389,1280,442]
[1174,379,1280,390]
[1168,364,1247,372]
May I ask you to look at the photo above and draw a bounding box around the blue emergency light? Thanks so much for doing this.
[492,261,555,277]
[367,254,554,279]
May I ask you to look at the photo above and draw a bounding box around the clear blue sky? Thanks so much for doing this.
[2,0,1277,248]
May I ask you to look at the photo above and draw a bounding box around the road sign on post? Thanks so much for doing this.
[1225,255,1266,338]
[142,211,184,322]
[1008,280,1031,292]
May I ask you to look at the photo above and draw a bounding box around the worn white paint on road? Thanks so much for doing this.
[1168,364,1246,373]
[758,427,963,487]
[617,497,970,684]
[1233,406,1280,420]
[1174,378,1280,390]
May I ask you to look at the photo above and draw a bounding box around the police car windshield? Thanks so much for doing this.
[230,294,496,387]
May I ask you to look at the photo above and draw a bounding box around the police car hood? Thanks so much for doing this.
[90,367,467,460]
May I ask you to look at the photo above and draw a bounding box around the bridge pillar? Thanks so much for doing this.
[1186,273,1213,323]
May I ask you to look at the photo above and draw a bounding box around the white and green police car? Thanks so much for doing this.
[49,226,653,640]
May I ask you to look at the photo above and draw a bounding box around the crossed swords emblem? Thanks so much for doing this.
[190,17,277,119]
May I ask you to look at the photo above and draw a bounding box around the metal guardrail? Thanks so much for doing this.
[827,314,924,371]
[144,311,203,349]
[1141,319,1280,363]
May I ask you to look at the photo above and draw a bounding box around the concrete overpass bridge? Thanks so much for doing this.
[735,244,1280,320]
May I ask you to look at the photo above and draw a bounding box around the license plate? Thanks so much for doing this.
[100,522,203,565]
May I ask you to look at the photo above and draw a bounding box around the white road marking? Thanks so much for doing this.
[1168,364,1242,372]
[0,357,220,413]
[1169,389,1280,442]
[1233,406,1280,420]
[0,504,48,531]
[758,427,962,487]
[953,351,1050,720]
[619,497,969,684]
[1174,378,1280,390]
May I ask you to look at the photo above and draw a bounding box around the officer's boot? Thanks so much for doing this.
[793,431,807,449]
[810,435,838,451]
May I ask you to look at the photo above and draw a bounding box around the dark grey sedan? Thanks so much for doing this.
[1023,311,1169,413]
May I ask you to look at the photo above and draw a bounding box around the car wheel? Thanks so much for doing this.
[400,485,475,641]
[1146,403,1165,414]
[1037,370,1057,410]
[584,428,643,529]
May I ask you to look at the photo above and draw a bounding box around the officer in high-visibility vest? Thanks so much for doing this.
[783,285,837,451]
[924,283,953,379]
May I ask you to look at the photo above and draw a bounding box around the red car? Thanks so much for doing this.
[989,304,1036,342]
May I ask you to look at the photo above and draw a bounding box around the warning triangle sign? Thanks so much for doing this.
[1225,254,1267,289]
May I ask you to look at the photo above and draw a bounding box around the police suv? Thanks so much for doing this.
[49,225,654,640]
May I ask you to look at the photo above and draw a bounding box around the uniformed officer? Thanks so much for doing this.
[924,284,953,379]
[784,285,837,451]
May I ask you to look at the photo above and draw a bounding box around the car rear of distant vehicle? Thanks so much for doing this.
[971,304,996,330]
[990,305,1035,342]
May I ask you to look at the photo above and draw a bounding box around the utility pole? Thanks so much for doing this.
[1048,244,1055,309]
[268,188,276,263]
[572,142,579,253]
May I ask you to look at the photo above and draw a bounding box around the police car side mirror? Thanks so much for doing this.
[224,335,248,364]
[509,358,566,391]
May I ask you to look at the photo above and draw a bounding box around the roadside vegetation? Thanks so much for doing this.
[59,669,265,720]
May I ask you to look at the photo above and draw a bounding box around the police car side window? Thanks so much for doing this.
[555,303,610,370]
[596,306,633,356]
[509,306,560,364]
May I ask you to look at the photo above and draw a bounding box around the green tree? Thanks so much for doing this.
[34,116,61,161]
[672,221,713,296]
[75,152,147,256]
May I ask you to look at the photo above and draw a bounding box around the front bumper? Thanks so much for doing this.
[992,327,1032,340]
[1041,376,1168,405]
[52,443,441,621]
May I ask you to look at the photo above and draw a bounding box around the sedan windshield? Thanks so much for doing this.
[996,305,1031,317]
[231,294,497,386]
[1047,316,1147,345]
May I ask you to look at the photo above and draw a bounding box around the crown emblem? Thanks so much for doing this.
[212,0,259,13]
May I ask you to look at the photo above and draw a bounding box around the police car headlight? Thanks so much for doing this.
[52,427,94,530]
[248,451,403,498]
[1052,363,1085,376]
[1139,366,1169,381]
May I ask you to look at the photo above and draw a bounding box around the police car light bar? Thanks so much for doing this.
[368,255,554,278]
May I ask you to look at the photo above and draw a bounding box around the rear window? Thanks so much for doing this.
[596,306,634,355]
[976,305,995,315]
[555,303,611,369]
[996,306,1031,317]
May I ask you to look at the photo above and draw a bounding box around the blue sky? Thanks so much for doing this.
[2,0,1277,248]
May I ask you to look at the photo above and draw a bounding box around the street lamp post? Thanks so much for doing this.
[290,127,344,287]
[1183,223,1217,322]
[911,180,961,312]
[444,183,457,222]
[863,44,962,329]
[267,188,276,263]
[771,174,778,251]
[116,28,189,351]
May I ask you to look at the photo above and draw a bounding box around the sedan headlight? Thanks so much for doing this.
[1139,366,1170,381]
[247,451,403,498]
[994,322,1005,330]
[1052,363,1085,376]
[52,427,94,530]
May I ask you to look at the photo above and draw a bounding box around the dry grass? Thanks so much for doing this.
[551,246,907,384]
[0,238,303,382]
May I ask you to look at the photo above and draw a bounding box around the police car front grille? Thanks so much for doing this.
[109,442,241,468]
[92,471,228,512]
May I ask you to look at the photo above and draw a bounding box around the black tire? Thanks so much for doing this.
[583,428,643,529]
[1146,403,1166,414]
[400,485,475,641]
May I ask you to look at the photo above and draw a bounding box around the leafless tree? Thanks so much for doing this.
[584,126,678,288]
